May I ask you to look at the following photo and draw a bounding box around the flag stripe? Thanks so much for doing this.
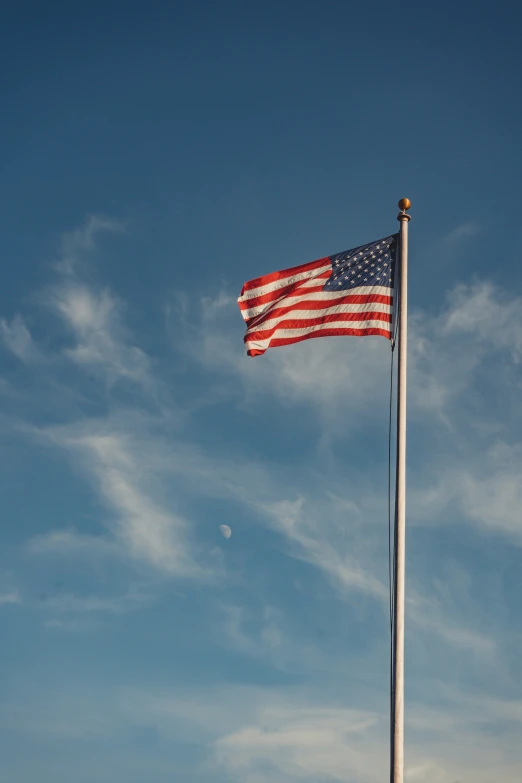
[246,305,392,338]
[239,260,331,301]
[245,311,392,345]
[240,285,393,322]
[238,271,331,315]
[240,257,330,296]
[245,326,391,356]
[246,296,393,330]
[238,235,398,356]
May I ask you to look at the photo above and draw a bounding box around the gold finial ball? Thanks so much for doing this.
[398,198,411,211]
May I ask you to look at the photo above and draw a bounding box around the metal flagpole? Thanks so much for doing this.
[391,197,411,783]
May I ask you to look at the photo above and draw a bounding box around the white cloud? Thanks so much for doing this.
[442,220,483,245]
[452,442,522,543]
[0,591,21,605]
[260,494,495,655]
[174,291,454,432]
[213,691,522,783]
[37,423,215,579]
[1,215,154,394]
[220,604,326,674]
[42,589,150,615]
[178,279,522,551]
[27,529,117,558]
[215,703,383,783]
[2,216,522,783]
[408,597,495,656]
[3,219,520,679]
[262,496,388,601]
[58,215,126,270]
[93,434,495,655]
[442,281,522,359]
[31,412,494,654]
[189,294,395,428]
[48,282,153,389]
[31,214,155,391]
[0,315,38,362]
[183,278,522,432]
[223,605,284,657]
[4,216,209,582]
[2,675,521,783]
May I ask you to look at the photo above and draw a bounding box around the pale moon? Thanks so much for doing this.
[220,525,232,539]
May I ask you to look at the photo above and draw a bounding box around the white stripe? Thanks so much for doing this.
[246,320,391,351]
[241,285,394,321]
[238,263,331,302]
[246,301,392,334]
[239,277,332,321]
[239,275,331,322]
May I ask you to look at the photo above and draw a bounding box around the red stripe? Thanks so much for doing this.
[246,327,391,356]
[246,293,393,328]
[245,311,392,343]
[240,257,330,294]
[239,273,331,313]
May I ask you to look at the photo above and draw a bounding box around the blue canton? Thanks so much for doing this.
[323,234,398,292]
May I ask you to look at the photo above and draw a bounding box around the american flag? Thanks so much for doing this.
[238,234,398,356]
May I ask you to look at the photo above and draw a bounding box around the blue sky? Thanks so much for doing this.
[1,2,522,781]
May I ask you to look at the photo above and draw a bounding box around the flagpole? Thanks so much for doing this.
[391,197,411,783]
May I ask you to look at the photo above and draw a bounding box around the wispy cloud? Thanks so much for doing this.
[27,529,117,558]
[442,281,522,360]
[2,216,520,721]
[0,590,21,605]
[221,604,327,674]
[223,604,284,657]
[214,689,522,783]
[35,422,216,579]
[2,218,214,584]
[1,675,521,783]
[57,215,126,272]
[173,281,502,431]
[185,277,522,435]
[442,220,483,245]
[18,266,510,663]
[180,290,394,429]
[177,278,522,540]
[2,216,155,395]
[0,315,38,363]
[215,703,383,783]
[408,596,495,656]
[47,282,154,390]
[262,496,389,601]
[439,441,522,544]
[41,589,151,616]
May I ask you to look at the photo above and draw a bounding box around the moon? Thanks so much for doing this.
[219,524,232,540]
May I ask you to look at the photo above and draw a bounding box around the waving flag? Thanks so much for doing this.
[238,234,398,356]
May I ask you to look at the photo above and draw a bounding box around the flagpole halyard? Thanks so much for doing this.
[391,198,411,783]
